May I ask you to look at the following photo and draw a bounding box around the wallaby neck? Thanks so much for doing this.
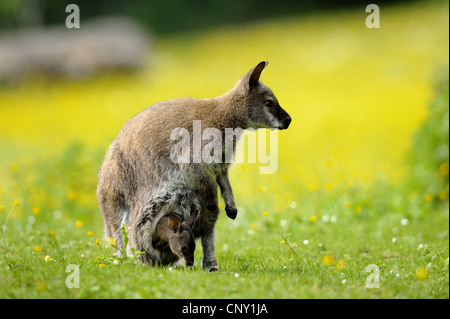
[209,86,248,130]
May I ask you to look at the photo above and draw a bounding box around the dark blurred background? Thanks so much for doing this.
[0,0,407,35]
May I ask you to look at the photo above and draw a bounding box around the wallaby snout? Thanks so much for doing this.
[277,106,292,130]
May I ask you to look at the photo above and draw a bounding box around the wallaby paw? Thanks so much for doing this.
[208,265,219,272]
[225,205,238,220]
[202,260,219,272]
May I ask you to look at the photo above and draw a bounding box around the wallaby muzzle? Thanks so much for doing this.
[278,106,292,130]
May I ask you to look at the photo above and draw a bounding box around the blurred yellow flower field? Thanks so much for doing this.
[0,1,448,192]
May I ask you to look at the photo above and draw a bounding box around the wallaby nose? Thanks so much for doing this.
[282,115,292,129]
[186,260,194,266]
[286,116,292,125]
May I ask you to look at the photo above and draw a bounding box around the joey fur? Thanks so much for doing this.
[152,208,198,266]
[97,61,291,271]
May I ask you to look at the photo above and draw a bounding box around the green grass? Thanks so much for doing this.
[0,1,448,299]
[0,163,448,298]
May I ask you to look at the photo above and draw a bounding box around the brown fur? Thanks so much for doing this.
[97,61,291,271]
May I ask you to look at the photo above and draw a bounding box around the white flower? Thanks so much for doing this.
[303,239,309,245]
[288,201,297,209]
[234,273,240,278]
[400,218,409,226]
[392,237,397,243]
[322,215,330,223]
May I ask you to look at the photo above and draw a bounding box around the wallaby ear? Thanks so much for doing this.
[168,215,181,233]
[248,61,268,87]
[184,208,199,228]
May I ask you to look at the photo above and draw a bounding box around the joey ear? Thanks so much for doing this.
[248,61,268,87]
[168,215,181,233]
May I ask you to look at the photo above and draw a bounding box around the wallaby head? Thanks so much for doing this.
[237,61,292,130]
[166,209,198,266]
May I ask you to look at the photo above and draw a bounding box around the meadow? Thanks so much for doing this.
[0,1,448,299]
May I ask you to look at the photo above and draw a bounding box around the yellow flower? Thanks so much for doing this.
[36,280,47,291]
[322,254,334,266]
[347,181,354,188]
[32,206,40,215]
[10,162,19,172]
[262,211,269,217]
[99,263,105,268]
[218,203,223,209]
[274,193,281,199]
[325,160,333,168]
[49,230,55,236]
[345,201,351,208]
[438,190,447,200]
[87,231,94,237]
[44,255,52,262]
[415,267,428,280]
[309,215,317,222]
[325,183,333,191]
[13,200,20,207]
[309,184,318,192]
[0,205,5,211]
[67,189,76,201]
[280,240,285,244]
[250,223,257,230]
[95,239,101,245]
[439,162,449,176]
[257,186,267,193]
[354,205,363,213]
[33,245,41,252]
[424,194,432,203]
[336,259,346,270]
[74,220,83,228]
[108,237,116,245]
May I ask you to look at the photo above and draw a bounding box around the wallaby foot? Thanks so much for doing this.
[225,205,238,220]
[202,259,219,272]
[208,265,219,272]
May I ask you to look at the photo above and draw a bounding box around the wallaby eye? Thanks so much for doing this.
[265,100,274,107]
[181,245,187,251]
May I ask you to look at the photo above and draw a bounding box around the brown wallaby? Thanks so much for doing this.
[152,209,198,267]
[97,61,291,271]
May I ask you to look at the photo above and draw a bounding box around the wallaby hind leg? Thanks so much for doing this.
[97,189,127,254]
[201,228,219,272]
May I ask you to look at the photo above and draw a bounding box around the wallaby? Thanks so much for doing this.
[151,208,198,267]
[97,61,291,271]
